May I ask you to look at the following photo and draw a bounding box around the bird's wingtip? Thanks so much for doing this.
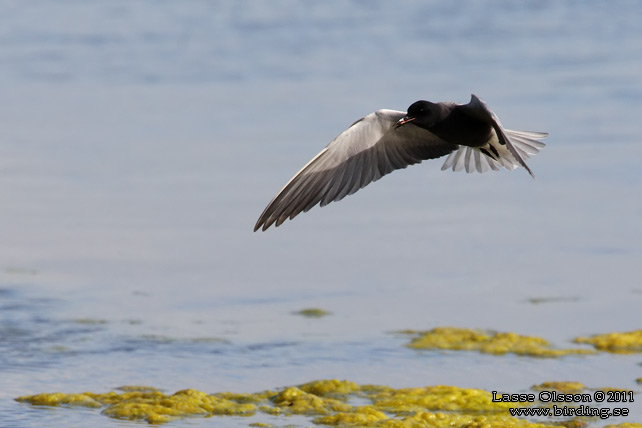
[526,166,536,179]
[253,219,266,232]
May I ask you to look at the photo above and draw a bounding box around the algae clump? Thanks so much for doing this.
[405,327,594,357]
[604,424,642,428]
[272,386,351,414]
[18,388,256,425]
[293,308,331,318]
[532,382,586,393]
[369,385,519,413]
[16,379,637,427]
[298,379,360,397]
[99,388,256,423]
[574,329,642,353]
[15,392,101,408]
[313,406,388,426]
[381,411,559,428]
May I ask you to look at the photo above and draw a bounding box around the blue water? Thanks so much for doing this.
[1,1,641,427]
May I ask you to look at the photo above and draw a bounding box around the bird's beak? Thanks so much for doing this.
[395,116,415,128]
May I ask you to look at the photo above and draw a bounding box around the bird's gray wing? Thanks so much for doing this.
[254,109,457,231]
[457,94,547,177]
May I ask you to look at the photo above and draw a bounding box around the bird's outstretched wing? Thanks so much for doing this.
[443,94,547,177]
[254,109,457,231]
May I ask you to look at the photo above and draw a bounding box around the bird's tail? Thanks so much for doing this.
[440,129,547,174]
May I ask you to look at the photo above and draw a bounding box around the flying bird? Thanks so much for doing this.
[254,94,546,231]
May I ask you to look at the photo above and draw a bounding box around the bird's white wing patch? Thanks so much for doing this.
[440,128,547,174]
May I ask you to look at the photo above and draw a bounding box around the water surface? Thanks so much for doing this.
[1,1,641,427]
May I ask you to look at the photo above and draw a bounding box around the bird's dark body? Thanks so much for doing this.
[404,100,493,148]
[426,107,494,148]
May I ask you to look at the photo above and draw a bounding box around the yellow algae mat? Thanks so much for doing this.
[401,327,642,357]
[16,380,638,427]
[16,328,642,425]
[574,330,642,353]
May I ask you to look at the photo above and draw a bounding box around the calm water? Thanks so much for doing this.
[1,1,641,427]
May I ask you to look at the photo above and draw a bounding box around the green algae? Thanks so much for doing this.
[15,379,570,427]
[15,377,642,426]
[312,405,388,426]
[573,330,642,353]
[215,390,276,403]
[17,388,255,425]
[403,327,595,358]
[16,322,642,426]
[299,379,360,397]
[532,382,586,394]
[16,392,102,408]
[402,326,642,356]
[272,386,352,414]
[368,385,521,413]
[604,424,642,428]
[293,308,331,318]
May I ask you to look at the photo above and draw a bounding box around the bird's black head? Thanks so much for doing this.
[395,100,445,129]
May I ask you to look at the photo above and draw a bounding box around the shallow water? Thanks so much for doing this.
[1,1,641,427]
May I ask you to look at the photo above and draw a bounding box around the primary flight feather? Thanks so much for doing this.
[255,94,547,231]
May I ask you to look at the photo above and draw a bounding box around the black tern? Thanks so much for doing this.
[255,94,547,231]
